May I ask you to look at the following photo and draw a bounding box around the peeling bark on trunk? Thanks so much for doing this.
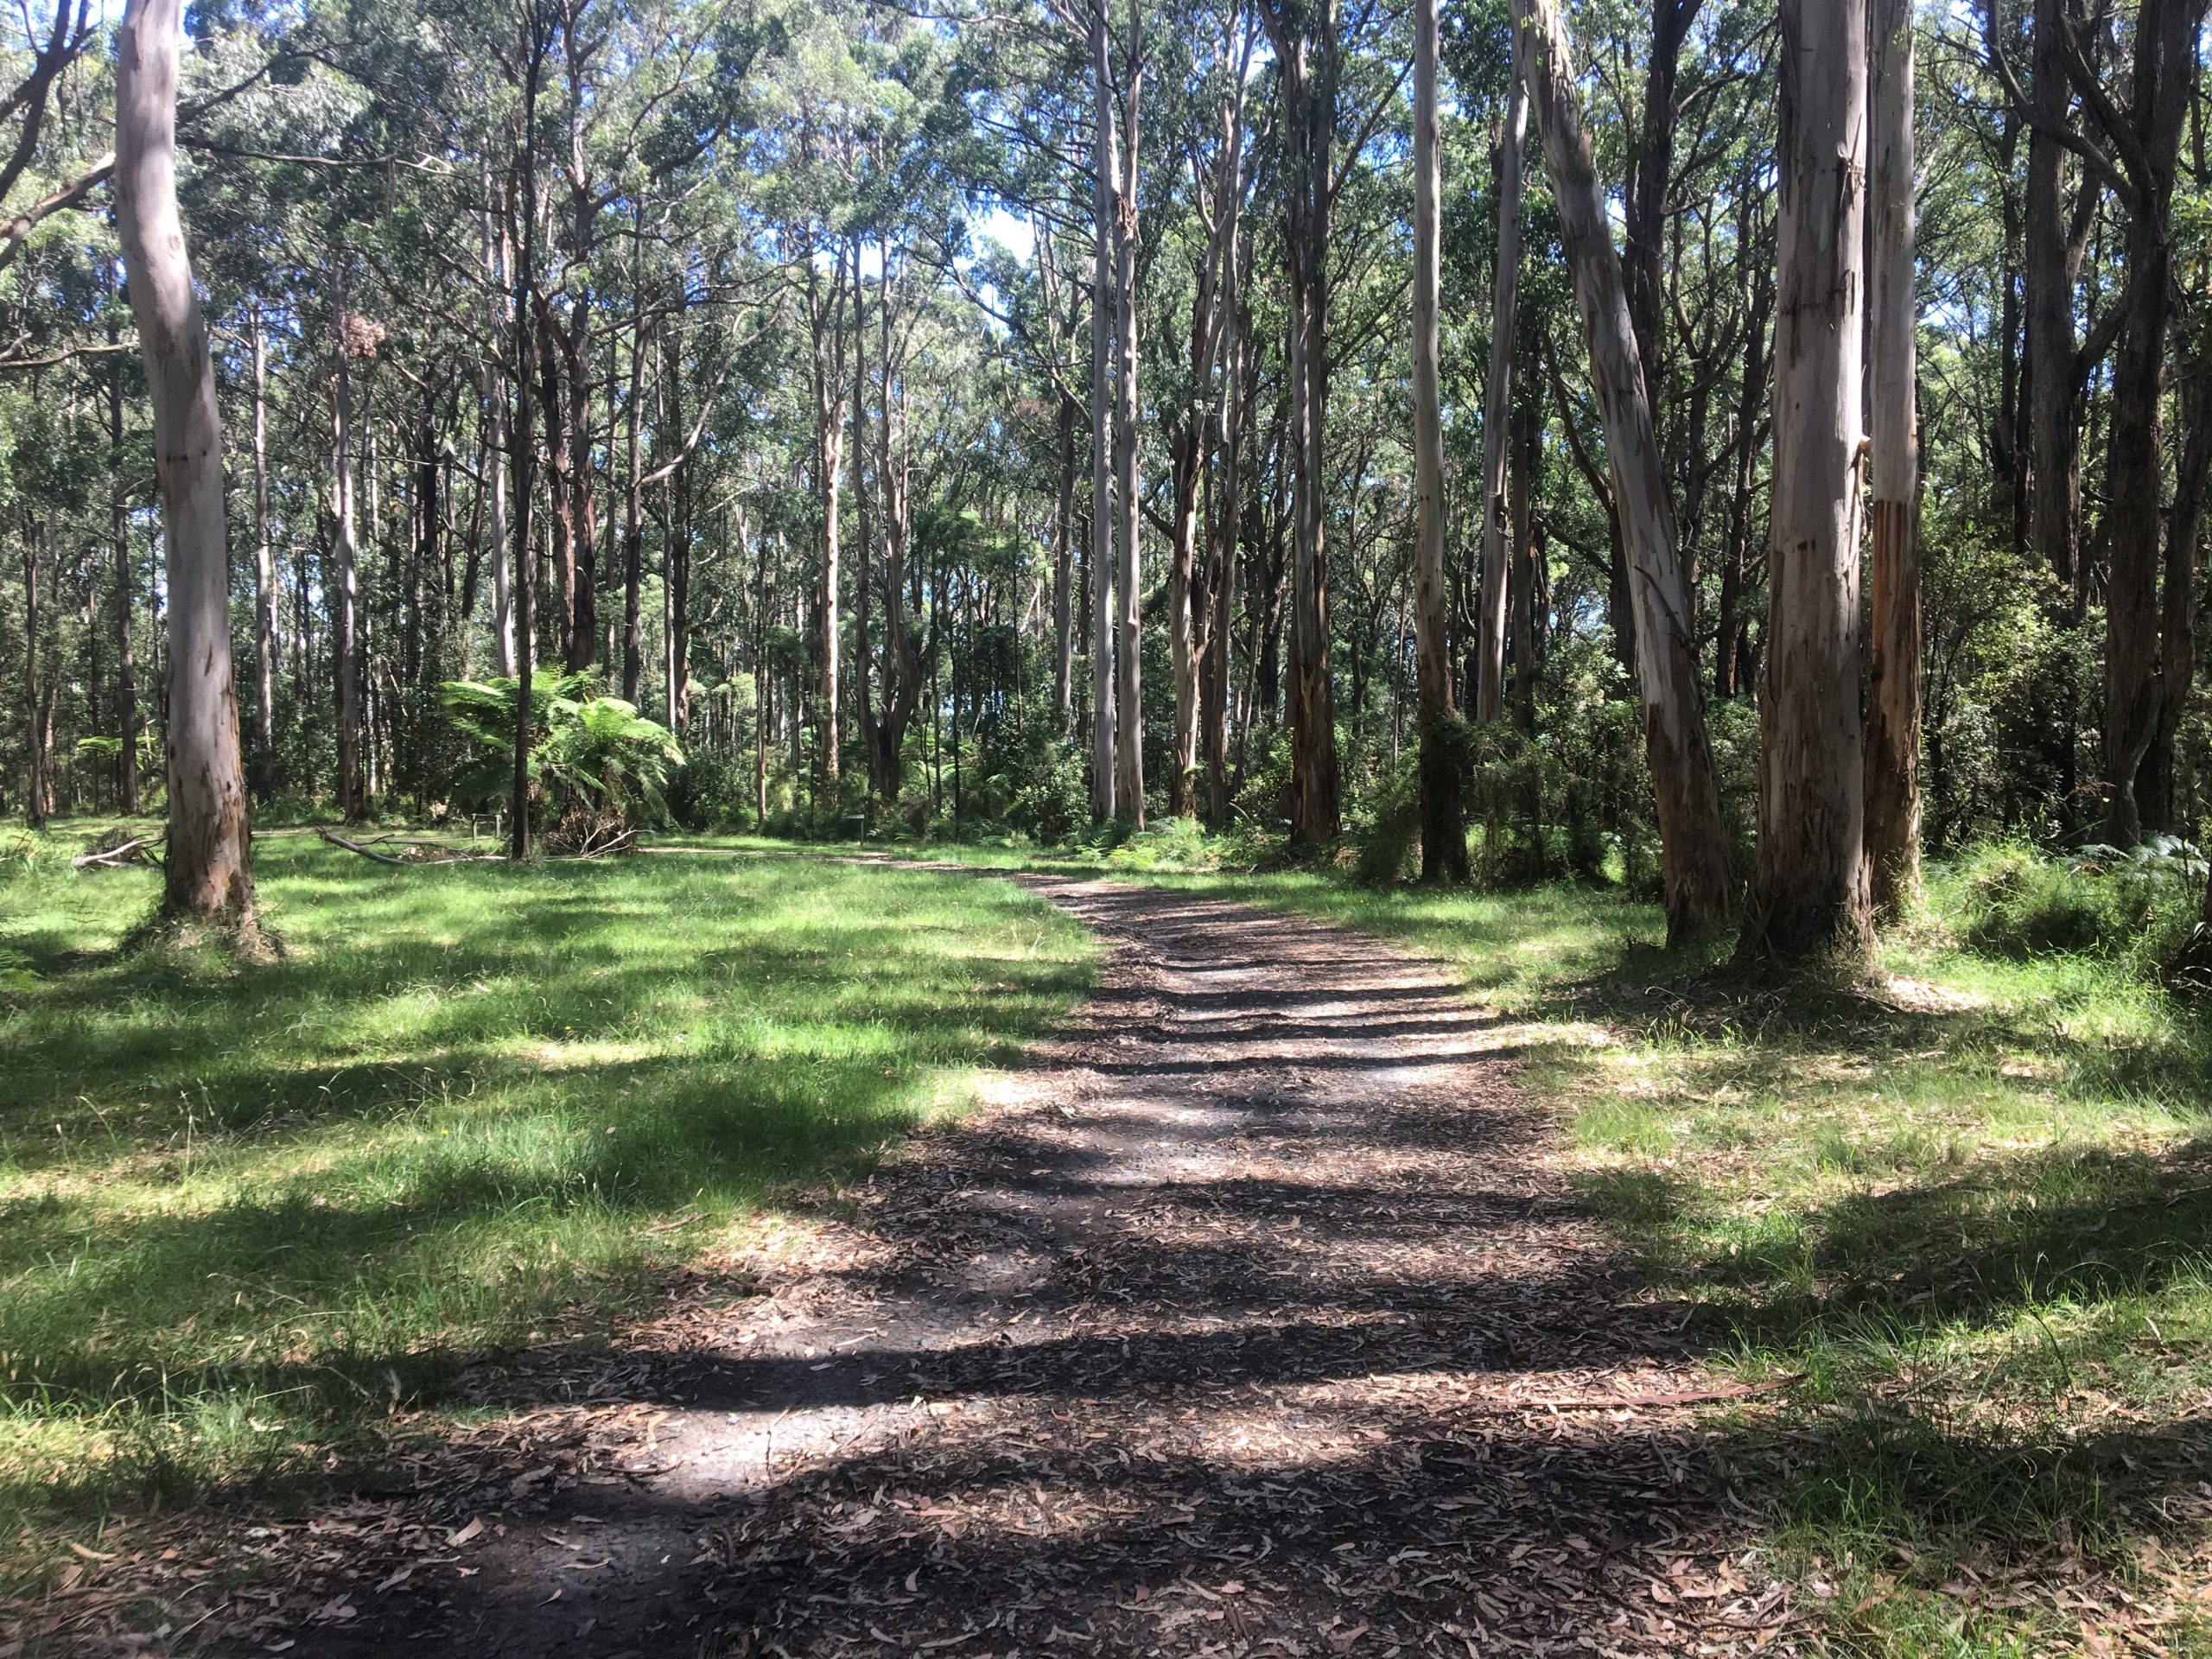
[117,0,255,932]
[1865,0,1921,915]
[1510,0,1733,942]
[1745,0,1871,962]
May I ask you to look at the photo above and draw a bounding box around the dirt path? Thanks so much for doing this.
[57,874,1796,1656]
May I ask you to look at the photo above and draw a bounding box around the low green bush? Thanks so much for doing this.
[1943,836,2205,970]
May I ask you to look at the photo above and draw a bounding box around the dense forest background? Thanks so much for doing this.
[4,0,2209,949]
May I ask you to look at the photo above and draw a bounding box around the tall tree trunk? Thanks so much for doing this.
[1168,424,1203,817]
[1088,0,1119,823]
[332,290,364,823]
[249,302,277,798]
[1510,378,1542,729]
[1110,0,1145,827]
[509,22,545,861]
[1412,0,1467,879]
[1474,64,1527,724]
[2144,353,2212,831]
[2024,0,2084,598]
[1260,0,1343,845]
[483,157,516,677]
[1865,0,1922,914]
[2099,0,2202,845]
[622,295,646,705]
[21,520,48,826]
[1713,218,1770,700]
[1204,261,1249,829]
[1624,0,1701,394]
[116,0,256,932]
[1054,391,1077,730]
[1510,0,1733,942]
[1745,0,1871,961]
[810,255,846,798]
[868,245,921,804]
[111,359,139,814]
[854,238,878,800]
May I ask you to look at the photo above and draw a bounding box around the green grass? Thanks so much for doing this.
[734,827,2212,1656]
[0,830,1091,1540]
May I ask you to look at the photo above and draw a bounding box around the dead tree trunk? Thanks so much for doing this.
[1744,0,1871,962]
[1509,0,1733,943]
[116,0,257,933]
[1865,0,1921,914]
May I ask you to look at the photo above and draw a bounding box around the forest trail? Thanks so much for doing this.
[190,874,1793,1656]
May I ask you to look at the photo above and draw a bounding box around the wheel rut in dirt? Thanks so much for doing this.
[161,873,1794,1655]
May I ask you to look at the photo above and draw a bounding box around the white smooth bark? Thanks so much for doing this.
[1088,0,1119,822]
[116,0,256,932]
[1508,0,1733,941]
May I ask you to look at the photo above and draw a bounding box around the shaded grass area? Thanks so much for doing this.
[714,830,2212,1656]
[0,834,1091,1533]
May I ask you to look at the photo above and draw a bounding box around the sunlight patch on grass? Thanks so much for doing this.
[0,838,1092,1532]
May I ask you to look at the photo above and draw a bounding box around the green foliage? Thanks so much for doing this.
[440,674,685,829]
[1007,737,1090,845]
[1946,838,2206,971]
[667,748,759,831]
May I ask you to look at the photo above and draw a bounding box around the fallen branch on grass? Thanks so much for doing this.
[315,824,638,865]
[315,826,503,866]
[71,835,164,869]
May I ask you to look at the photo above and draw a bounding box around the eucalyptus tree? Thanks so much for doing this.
[116,0,256,934]
[1865,0,1920,913]
[1742,0,1869,963]
[1507,0,1732,943]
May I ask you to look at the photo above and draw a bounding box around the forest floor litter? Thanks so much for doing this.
[16,868,2189,1656]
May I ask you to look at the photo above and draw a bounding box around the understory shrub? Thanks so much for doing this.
[1946,836,2206,970]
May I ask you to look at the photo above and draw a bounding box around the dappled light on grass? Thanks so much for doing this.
[764,836,2212,1653]
[0,840,1090,1525]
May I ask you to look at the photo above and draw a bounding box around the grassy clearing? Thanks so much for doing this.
[0,832,1090,1538]
[722,828,2212,1655]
